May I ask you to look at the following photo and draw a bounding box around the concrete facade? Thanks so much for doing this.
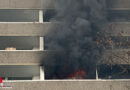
[0,50,55,65]
[0,22,57,36]
[0,0,129,89]
[0,80,129,90]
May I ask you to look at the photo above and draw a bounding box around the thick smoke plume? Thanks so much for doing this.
[43,0,108,79]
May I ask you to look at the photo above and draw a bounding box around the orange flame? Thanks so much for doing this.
[67,70,87,79]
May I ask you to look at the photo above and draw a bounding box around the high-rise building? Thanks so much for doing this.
[0,0,129,90]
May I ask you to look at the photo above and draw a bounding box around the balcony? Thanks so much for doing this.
[0,22,57,36]
[0,50,55,65]
[1,80,130,90]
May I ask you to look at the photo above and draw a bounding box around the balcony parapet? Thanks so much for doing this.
[1,80,130,90]
[0,50,55,65]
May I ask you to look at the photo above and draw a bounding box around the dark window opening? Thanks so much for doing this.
[0,10,39,22]
[108,10,130,22]
[8,77,32,80]
[98,65,130,79]
[43,10,57,22]
[0,65,40,80]
[0,36,39,50]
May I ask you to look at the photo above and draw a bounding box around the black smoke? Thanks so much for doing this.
[43,0,108,79]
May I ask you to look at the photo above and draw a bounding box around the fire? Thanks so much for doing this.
[66,70,87,79]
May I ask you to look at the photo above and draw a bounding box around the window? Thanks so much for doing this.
[0,10,39,22]
[0,36,39,50]
[43,9,57,22]
[108,10,130,22]
[8,77,32,80]
[98,65,130,79]
[0,66,40,80]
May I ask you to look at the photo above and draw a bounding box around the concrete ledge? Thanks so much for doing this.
[0,50,55,65]
[0,0,54,9]
[109,22,130,36]
[107,0,130,9]
[100,49,130,65]
[2,80,130,90]
[0,22,58,36]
